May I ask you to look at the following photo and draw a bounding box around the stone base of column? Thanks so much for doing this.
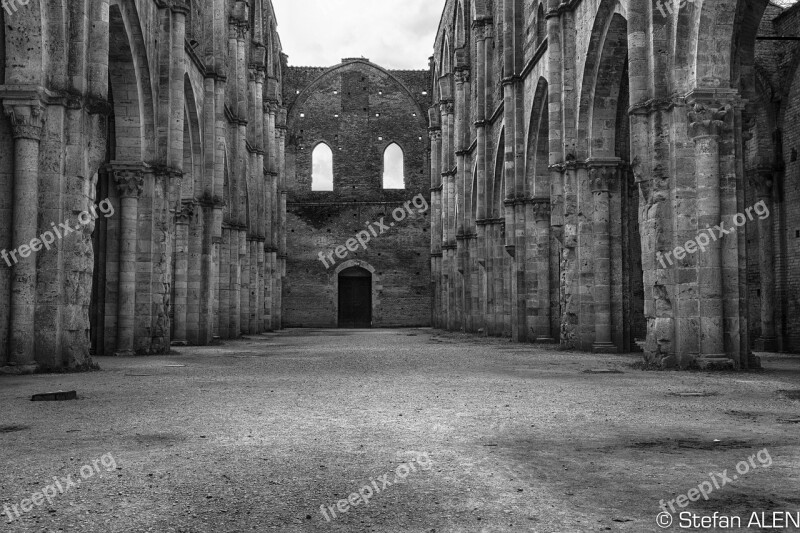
[592,342,618,354]
[171,341,188,347]
[696,357,736,371]
[114,350,136,357]
[755,337,778,353]
[0,364,39,375]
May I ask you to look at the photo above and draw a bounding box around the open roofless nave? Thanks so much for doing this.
[0,0,800,370]
[1,0,800,530]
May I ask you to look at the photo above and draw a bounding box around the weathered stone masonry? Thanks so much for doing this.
[0,0,286,372]
[282,59,432,328]
[431,0,800,368]
[2,0,798,372]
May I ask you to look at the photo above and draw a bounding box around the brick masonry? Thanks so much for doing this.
[283,59,432,327]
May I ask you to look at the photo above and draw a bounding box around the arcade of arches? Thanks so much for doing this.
[1,0,799,372]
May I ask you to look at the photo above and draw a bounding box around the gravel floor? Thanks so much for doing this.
[1,328,799,532]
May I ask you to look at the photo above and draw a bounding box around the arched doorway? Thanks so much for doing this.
[338,267,372,328]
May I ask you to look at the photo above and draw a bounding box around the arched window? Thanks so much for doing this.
[312,143,334,191]
[382,143,405,189]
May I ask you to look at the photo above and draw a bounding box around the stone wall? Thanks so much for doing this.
[0,0,287,372]
[747,2,800,353]
[283,59,432,328]
[430,0,799,368]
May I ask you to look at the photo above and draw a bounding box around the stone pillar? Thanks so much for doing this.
[590,166,616,353]
[240,231,250,335]
[230,228,241,338]
[688,101,731,361]
[4,102,44,371]
[277,118,287,330]
[172,201,193,346]
[219,226,231,338]
[113,168,144,356]
[249,240,258,333]
[429,123,442,328]
[441,100,454,330]
[187,202,202,345]
[753,169,777,352]
[169,1,188,170]
[256,243,265,333]
[531,199,554,342]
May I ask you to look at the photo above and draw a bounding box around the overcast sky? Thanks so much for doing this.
[272,0,445,70]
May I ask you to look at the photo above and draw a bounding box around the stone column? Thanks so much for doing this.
[753,169,777,352]
[169,1,188,170]
[172,201,193,346]
[113,168,144,356]
[4,102,44,371]
[688,101,731,361]
[277,118,288,330]
[240,231,250,335]
[429,124,442,328]
[590,166,616,353]
[440,101,454,330]
[229,228,241,338]
[256,242,265,333]
[249,240,258,333]
[219,226,231,339]
[532,199,554,342]
[187,202,202,345]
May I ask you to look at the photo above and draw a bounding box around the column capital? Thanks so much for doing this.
[472,17,494,39]
[169,0,190,15]
[236,22,249,41]
[687,101,732,139]
[264,101,278,115]
[531,198,551,222]
[3,101,45,140]
[589,167,613,193]
[176,200,195,224]
[441,102,455,115]
[109,162,146,198]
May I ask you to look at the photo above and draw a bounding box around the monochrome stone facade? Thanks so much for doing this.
[1,0,799,371]
[0,0,286,371]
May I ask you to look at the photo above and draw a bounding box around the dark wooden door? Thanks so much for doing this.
[338,270,372,328]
